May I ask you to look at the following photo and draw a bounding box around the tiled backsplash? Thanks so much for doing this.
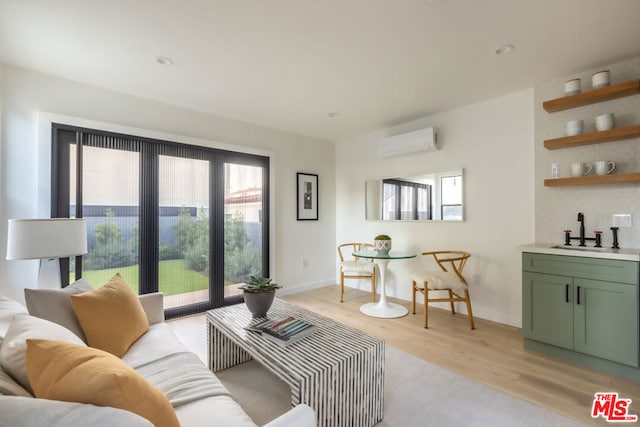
[535,56,640,249]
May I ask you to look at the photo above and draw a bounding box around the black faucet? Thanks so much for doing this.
[563,212,601,247]
[611,227,620,249]
[577,212,585,246]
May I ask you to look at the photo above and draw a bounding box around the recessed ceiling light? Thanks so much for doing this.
[495,44,514,55]
[328,112,339,118]
[156,56,173,66]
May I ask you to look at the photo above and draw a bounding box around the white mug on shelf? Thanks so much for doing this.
[564,78,581,96]
[571,162,592,177]
[595,113,615,131]
[595,160,616,176]
[592,70,610,89]
[566,119,584,136]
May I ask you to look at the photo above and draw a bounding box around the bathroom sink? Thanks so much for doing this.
[550,245,608,252]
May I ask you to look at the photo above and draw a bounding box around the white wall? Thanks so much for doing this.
[336,89,534,326]
[0,64,336,303]
[535,56,640,248]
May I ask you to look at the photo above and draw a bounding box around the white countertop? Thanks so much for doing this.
[520,243,640,262]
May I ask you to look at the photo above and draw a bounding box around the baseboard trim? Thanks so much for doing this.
[278,280,334,296]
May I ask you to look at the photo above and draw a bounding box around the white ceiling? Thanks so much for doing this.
[1,0,640,142]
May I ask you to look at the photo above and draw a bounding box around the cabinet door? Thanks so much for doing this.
[573,278,639,367]
[523,272,573,349]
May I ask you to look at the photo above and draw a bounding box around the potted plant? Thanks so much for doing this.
[374,234,392,254]
[239,276,282,318]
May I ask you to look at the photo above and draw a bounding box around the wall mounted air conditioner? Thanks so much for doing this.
[378,127,438,158]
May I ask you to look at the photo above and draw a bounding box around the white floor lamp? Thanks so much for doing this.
[6,218,88,289]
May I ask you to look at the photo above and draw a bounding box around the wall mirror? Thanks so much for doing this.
[365,169,463,221]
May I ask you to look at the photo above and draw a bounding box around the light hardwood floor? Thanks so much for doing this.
[280,285,639,426]
[169,285,639,426]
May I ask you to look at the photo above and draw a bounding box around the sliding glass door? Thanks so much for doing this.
[223,162,267,299]
[158,154,210,309]
[63,132,141,288]
[52,124,269,317]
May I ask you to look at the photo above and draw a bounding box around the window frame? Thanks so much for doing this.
[51,123,270,317]
[382,178,432,220]
[439,174,463,221]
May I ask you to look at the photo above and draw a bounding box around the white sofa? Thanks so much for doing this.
[0,288,316,427]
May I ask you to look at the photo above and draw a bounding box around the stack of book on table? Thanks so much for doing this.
[245,316,317,347]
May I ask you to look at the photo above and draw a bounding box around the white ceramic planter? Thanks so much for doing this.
[374,239,392,253]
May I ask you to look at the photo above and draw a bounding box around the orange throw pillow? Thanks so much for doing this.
[71,273,149,357]
[26,339,179,427]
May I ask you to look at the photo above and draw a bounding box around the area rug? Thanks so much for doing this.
[216,345,585,426]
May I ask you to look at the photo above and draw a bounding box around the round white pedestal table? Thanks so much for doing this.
[352,250,417,319]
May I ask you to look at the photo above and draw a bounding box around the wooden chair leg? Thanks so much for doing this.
[423,285,429,329]
[448,289,456,314]
[411,281,416,314]
[340,273,344,303]
[464,289,475,330]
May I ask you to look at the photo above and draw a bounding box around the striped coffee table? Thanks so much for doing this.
[207,298,385,427]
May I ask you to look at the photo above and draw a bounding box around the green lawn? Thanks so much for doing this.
[77,259,209,296]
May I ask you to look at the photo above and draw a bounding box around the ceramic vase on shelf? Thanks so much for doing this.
[374,235,392,254]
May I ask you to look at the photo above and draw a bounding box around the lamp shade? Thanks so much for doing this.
[6,218,88,260]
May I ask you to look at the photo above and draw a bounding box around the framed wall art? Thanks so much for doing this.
[296,172,318,220]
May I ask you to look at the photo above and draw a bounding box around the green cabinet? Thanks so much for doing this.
[523,272,573,349]
[574,277,638,365]
[522,253,639,368]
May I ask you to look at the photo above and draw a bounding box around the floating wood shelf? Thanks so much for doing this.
[544,125,640,149]
[544,172,640,187]
[543,79,640,112]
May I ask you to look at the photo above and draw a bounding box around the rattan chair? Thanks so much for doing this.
[411,251,474,329]
[338,243,377,303]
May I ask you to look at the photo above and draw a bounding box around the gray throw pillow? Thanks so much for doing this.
[23,279,94,342]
